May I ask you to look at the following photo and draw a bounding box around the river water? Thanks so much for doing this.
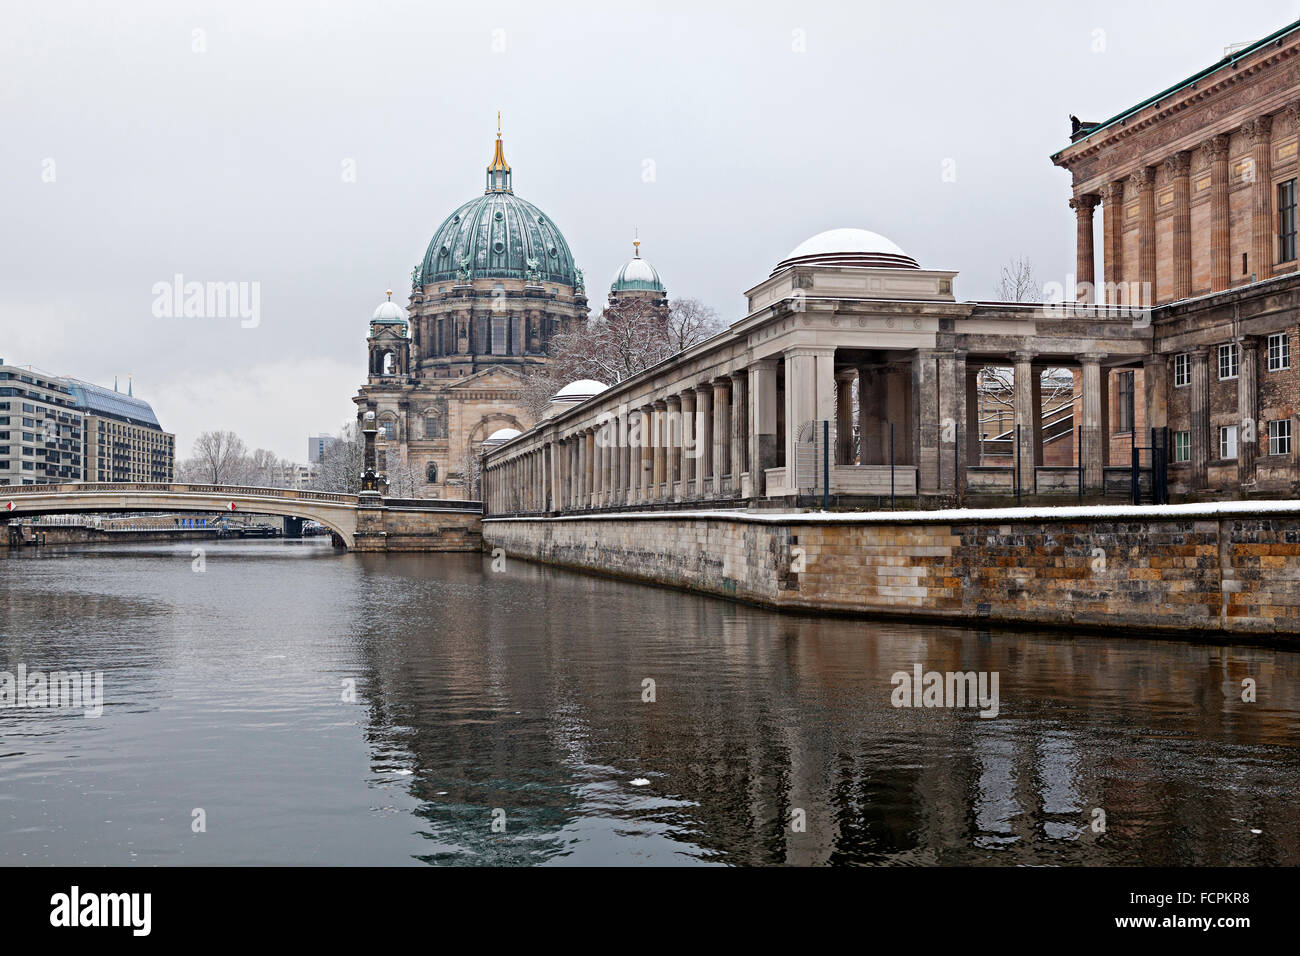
[1,538,1297,866]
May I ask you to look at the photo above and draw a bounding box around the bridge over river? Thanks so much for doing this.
[1,483,482,551]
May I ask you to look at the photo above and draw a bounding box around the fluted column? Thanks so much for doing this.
[627,414,641,504]
[1013,352,1039,484]
[651,401,667,499]
[579,428,591,509]
[679,389,696,498]
[1207,134,1231,292]
[1247,115,1274,282]
[1166,151,1192,301]
[749,360,779,495]
[665,395,682,500]
[618,408,631,506]
[1102,180,1126,304]
[857,365,884,464]
[835,370,856,463]
[639,406,655,501]
[1238,336,1259,485]
[1137,165,1157,306]
[695,383,714,496]
[1190,349,1210,489]
[730,371,748,496]
[1081,353,1108,491]
[1071,193,1099,301]
[712,378,730,494]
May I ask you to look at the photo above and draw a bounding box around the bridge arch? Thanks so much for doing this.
[2,484,360,549]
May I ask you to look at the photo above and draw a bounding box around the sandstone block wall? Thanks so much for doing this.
[483,510,1300,636]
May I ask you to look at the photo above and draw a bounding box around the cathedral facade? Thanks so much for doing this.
[355,126,667,498]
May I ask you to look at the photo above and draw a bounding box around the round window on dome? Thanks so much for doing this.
[493,240,504,254]
[548,246,558,257]
[452,214,460,223]
[493,210,504,221]
[439,246,449,257]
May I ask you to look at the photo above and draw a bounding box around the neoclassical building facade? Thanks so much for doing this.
[1056,19,1300,495]
[482,19,1300,512]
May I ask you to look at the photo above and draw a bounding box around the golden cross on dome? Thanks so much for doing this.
[633,226,640,257]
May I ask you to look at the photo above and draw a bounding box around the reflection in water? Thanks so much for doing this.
[1,540,1298,865]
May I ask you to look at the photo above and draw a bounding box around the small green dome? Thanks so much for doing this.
[417,131,580,288]
[609,241,665,294]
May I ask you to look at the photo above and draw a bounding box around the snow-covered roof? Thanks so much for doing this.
[484,427,522,444]
[773,228,919,274]
[554,379,609,399]
[372,299,408,323]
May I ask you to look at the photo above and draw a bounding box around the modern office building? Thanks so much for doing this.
[66,379,175,483]
[0,360,83,485]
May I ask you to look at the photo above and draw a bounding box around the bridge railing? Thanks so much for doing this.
[4,484,483,510]
[3,483,359,504]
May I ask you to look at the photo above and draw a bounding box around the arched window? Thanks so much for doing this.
[382,351,395,375]
[426,462,438,483]
[425,414,444,440]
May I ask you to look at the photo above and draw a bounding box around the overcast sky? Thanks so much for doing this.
[3,0,1297,461]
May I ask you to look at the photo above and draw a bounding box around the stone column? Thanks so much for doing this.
[730,371,748,496]
[618,408,631,506]
[549,441,561,513]
[1247,115,1274,282]
[581,428,592,508]
[640,406,655,501]
[665,395,682,500]
[626,415,640,504]
[1166,151,1192,301]
[913,349,940,493]
[651,402,667,498]
[711,379,730,493]
[1102,180,1126,304]
[937,350,967,494]
[1013,352,1040,485]
[679,389,696,498]
[857,365,885,464]
[1081,353,1109,491]
[695,383,714,496]
[1137,165,1157,307]
[835,370,856,463]
[569,438,579,509]
[1208,134,1231,293]
[965,364,982,466]
[1190,348,1211,489]
[749,360,779,494]
[591,429,603,508]
[1238,336,1259,485]
[1071,193,1099,302]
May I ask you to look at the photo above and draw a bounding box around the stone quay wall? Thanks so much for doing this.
[483,503,1300,637]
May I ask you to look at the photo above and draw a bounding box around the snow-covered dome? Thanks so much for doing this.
[482,427,522,447]
[610,242,665,294]
[554,379,608,399]
[371,291,408,325]
[772,228,919,275]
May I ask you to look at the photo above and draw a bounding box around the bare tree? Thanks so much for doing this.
[183,430,250,485]
[994,256,1040,303]
[664,297,725,352]
[311,422,364,494]
[517,364,560,419]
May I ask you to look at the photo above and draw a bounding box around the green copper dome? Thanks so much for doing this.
[609,240,665,294]
[418,131,581,289]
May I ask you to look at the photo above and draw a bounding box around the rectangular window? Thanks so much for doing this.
[1218,343,1239,380]
[1174,431,1191,463]
[1268,332,1291,372]
[1269,419,1292,456]
[491,315,507,356]
[1219,425,1238,460]
[1173,353,1191,387]
[1117,370,1135,433]
[1279,179,1298,263]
